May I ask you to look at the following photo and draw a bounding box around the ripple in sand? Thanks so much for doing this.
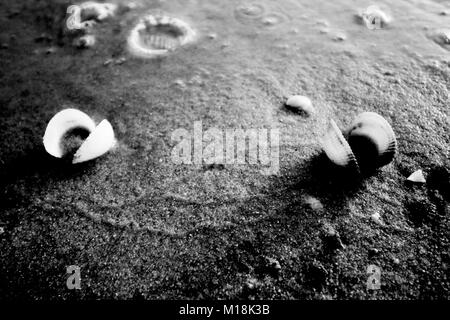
[260,12,288,28]
[234,3,289,28]
[234,2,266,22]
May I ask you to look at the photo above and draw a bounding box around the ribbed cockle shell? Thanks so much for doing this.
[321,112,397,173]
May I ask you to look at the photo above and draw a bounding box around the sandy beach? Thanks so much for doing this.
[0,0,449,299]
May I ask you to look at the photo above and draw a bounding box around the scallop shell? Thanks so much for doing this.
[127,14,196,58]
[346,112,397,169]
[43,108,115,163]
[321,119,360,172]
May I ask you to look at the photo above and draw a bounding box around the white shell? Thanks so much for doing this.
[286,95,314,116]
[43,109,115,163]
[43,108,96,158]
[321,119,359,171]
[127,14,196,58]
[407,169,426,183]
[73,119,116,164]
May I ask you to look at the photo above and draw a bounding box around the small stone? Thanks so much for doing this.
[266,257,281,272]
[439,10,448,16]
[262,16,278,26]
[393,257,400,265]
[333,32,347,41]
[173,79,187,89]
[371,212,384,225]
[0,226,5,235]
[104,59,114,66]
[74,35,96,48]
[285,95,314,117]
[0,43,9,49]
[304,195,324,211]
[244,277,259,291]
[316,19,329,27]
[126,2,137,10]
[35,33,52,43]
[207,33,217,40]
[115,57,127,65]
[45,47,57,54]
[322,222,345,251]
[407,169,426,183]
[369,248,380,256]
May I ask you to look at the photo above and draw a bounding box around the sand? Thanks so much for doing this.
[0,0,449,299]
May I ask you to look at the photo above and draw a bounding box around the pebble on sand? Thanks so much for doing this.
[333,32,347,41]
[371,212,384,225]
[407,169,426,183]
[304,195,324,211]
[285,95,314,117]
[74,34,96,48]
[322,222,345,251]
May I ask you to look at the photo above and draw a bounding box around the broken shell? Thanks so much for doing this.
[43,109,96,158]
[321,119,360,172]
[346,112,397,170]
[285,95,314,117]
[321,112,396,173]
[73,119,116,163]
[43,109,115,163]
[360,5,392,30]
[407,169,426,183]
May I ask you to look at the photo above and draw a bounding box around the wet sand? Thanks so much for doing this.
[0,0,449,299]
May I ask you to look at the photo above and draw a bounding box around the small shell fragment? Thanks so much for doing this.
[321,119,360,172]
[407,169,426,183]
[285,95,314,117]
[360,5,392,30]
[43,109,115,163]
